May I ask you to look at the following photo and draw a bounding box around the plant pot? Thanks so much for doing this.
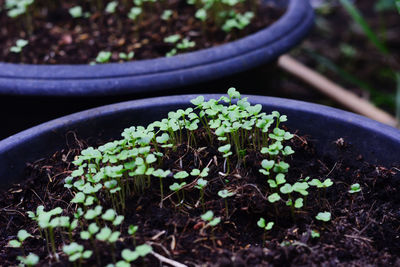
[0,0,314,140]
[1,94,399,188]
[1,94,399,266]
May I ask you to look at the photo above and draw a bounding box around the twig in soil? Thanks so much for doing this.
[242,184,268,201]
[150,251,188,267]
[325,162,338,178]
[29,189,45,206]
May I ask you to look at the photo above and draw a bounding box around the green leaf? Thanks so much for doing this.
[227,87,240,99]
[294,198,304,209]
[88,223,99,234]
[135,244,153,257]
[190,169,200,176]
[265,221,274,230]
[7,239,21,248]
[174,171,189,179]
[349,183,361,193]
[280,184,293,194]
[190,96,204,106]
[315,211,331,222]
[17,253,39,266]
[80,231,91,240]
[17,229,32,242]
[257,217,266,228]
[128,225,138,235]
[217,189,235,198]
[113,215,124,226]
[201,210,214,221]
[71,192,85,204]
[261,159,274,170]
[311,230,320,238]
[275,173,286,185]
[121,249,139,262]
[96,227,112,241]
[268,193,281,203]
[209,217,221,226]
[102,209,116,221]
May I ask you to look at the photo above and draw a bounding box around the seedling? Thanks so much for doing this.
[96,51,112,63]
[105,1,118,13]
[348,183,361,193]
[315,211,331,222]
[257,217,274,246]
[7,229,32,248]
[161,9,173,20]
[17,253,39,266]
[117,244,152,266]
[201,211,221,246]
[195,178,208,212]
[128,225,138,245]
[69,6,83,18]
[10,39,28,53]
[217,189,235,217]
[63,242,93,263]
[311,229,320,238]
[119,52,134,61]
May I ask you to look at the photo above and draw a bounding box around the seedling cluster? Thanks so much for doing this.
[2,0,263,63]
[8,89,336,265]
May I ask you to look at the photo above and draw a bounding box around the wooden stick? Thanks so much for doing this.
[278,54,398,127]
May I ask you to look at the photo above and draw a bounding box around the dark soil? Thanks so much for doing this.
[0,0,282,64]
[0,128,399,266]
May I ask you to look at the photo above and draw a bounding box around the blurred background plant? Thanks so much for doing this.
[289,0,399,123]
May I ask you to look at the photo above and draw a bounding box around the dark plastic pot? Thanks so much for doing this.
[0,94,399,188]
[0,0,314,140]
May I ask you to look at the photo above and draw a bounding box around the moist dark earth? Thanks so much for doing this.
[0,128,399,266]
[0,0,282,64]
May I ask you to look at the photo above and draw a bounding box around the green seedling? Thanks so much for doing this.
[128,7,142,20]
[63,242,93,263]
[10,39,28,53]
[315,211,331,222]
[349,183,361,193]
[195,178,208,212]
[7,229,32,248]
[161,9,173,20]
[257,217,274,246]
[128,225,138,245]
[96,51,112,63]
[69,6,83,18]
[119,52,134,61]
[117,244,152,266]
[105,1,118,13]
[311,229,320,238]
[17,253,39,266]
[259,159,274,176]
[217,189,235,217]
[169,182,187,204]
[201,210,221,246]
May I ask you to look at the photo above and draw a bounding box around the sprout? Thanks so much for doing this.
[161,9,173,20]
[309,178,333,188]
[17,253,39,266]
[195,8,207,21]
[349,183,361,193]
[96,51,112,63]
[7,229,32,248]
[105,1,118,13]
[311,230,320,238]
[315,211,331,222]
[119,52,134,60]
[118,244,152,265]
[294,198,303,209]
[195,178,208,212]
[164,34,181,44]
[176,38,195,50]
[268,193,281,203]
[69,6,83,18]
[257,218,274,246]
[259,159,274,176]
[96,227,120,243]
[218,189,235,217]
[128,225,138,245]
[10,39,28,53]
[128,7,142,20]
[63,242,93,262]
[174,171,189,179]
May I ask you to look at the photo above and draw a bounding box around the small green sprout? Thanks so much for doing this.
[195,178,208,211]
[17,253,39,266]
[315,211,331,222]
[164,34,181,44]
[195,8,207,21]
[63,242,93,262]
[119,52,134,61]
[257,217,274,246]
[311,229,320,238]
[349,183,361,193]
[128,7,142,20]
[309,178,333,188]
[218,189,235,217]
[118,244,152,266]
[161,9,173,20]
[96,227,120,243]
[7,229,32,248]
[105,1,118,13]
[259,159,274,176]
[177,38,195,50]
[10,39,28,53]
[268,193,281,203]
[128,225,138,245]
[69,6,83,18]
[96,51,112,63]
[174,171,189,179]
